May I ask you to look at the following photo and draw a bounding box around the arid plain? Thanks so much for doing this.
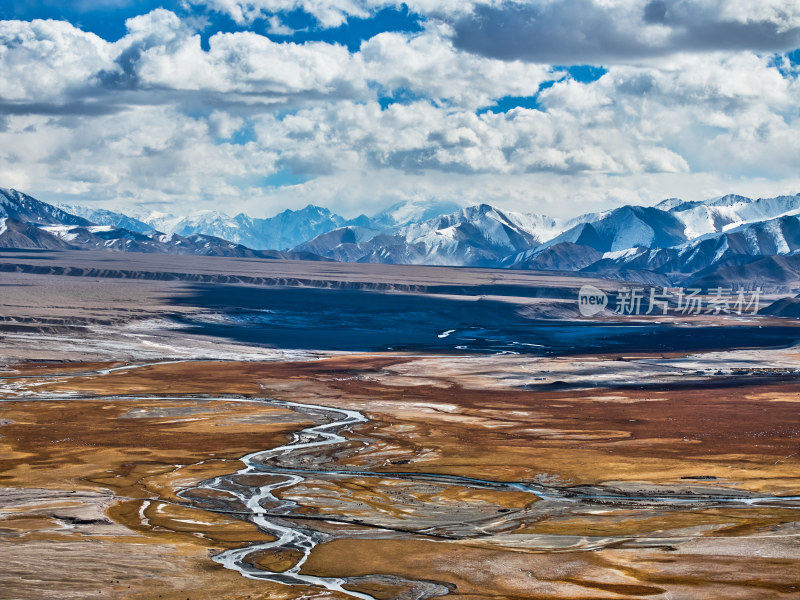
[2,251,800,600]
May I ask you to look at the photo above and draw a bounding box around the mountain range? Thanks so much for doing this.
[61,198,465,252]
[1,189,325,260]
[3,186,800,292]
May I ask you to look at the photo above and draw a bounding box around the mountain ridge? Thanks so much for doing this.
[4,187,800,292]
[1,189,329,261]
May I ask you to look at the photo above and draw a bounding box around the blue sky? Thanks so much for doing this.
[1,1,799,218]
[0,1,424,48]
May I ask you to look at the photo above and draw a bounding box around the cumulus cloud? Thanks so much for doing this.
[0,105,279,207]
[186,0,376,28]
[5,88,800,219]
[452,0,800,63]
[184,0,800,61]
[184,0,471,28]
[105,9,370,102]
[251,97,692,178]
[361,29,555,109]
[208,109,244,137]
[0,19,112,101]
[265,15,298,35]
[0,10,559,112]
[1,4,800,218]
[0,10,371,112]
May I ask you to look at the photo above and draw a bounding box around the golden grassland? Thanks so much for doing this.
[1,357,799,599]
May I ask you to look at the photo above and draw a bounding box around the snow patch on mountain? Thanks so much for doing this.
[1,188,93,226]
[296,203,562,267]
[542,206,688,254]
[666,194,800,238]
[602,247,645,260]
[140,205,348,251]
[370,199,465,228]
[58,204,153,234]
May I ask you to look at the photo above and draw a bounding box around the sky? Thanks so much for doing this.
[0,0,799,219]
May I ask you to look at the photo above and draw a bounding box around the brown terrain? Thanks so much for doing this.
[1,252,799,599]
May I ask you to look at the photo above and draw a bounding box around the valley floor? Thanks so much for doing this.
[1,252,800,599]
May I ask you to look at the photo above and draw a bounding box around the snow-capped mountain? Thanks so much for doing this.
[141,205,349,251]
[138,201,474,251]
[1,188,92,227]
[249,205,351,250]
[585,213,800,282]
[30,221,327,259]
[658,193,800,238]
[397,203,560,263]
[0,189,328,260]
[543,205,688,254]
[144,210,253,245]
[58,204,154,234]
[504,205,686,269]
[0,217,76,250]
[295,204,563,267]
[369,199,465,229]
[505,195,800,279]
[298,195,800,272]
[5,186,800,290]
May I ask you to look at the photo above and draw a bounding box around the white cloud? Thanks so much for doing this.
[0,106,277,207]
[265,15,297,35]
[574,52,800,177]
[187,0,375,27]
[6,94,800,219]
[108,10,369,100]
[0,19,112,102]
[361,29,552,109]
[700,1,800,31]
[0,10,564,110]
[451,0,800,63]
[0,6,799,220]
[208,110,245,137]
